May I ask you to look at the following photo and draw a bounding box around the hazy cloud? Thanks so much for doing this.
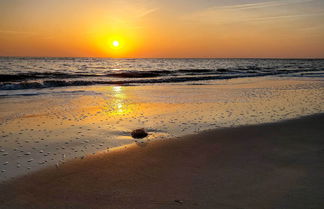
[137,8,158,18]
[182,0,324,25]
[210,0,316,11]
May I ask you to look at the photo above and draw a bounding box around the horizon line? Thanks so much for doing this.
[0,56,323,60]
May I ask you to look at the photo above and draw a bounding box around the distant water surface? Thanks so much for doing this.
[0,57,323,91]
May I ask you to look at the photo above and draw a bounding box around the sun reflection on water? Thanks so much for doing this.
[113,86,122,93]
[104,86,133,116]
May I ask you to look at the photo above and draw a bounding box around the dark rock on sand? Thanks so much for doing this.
[131,128,148,139]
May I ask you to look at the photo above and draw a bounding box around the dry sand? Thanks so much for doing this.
[0,114,323,209]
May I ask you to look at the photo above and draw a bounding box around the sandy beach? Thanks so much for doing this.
[0,114,323,209]
[1,77,323,182]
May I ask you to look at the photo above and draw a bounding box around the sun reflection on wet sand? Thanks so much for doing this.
[104,86,133,116]
[112,86,122,93]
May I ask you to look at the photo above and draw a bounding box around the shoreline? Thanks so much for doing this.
[0,113,323,209]
[1,77,323,182]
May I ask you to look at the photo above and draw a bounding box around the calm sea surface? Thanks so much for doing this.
[1,57,323,92]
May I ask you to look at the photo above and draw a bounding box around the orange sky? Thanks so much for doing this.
[0,0,323,58]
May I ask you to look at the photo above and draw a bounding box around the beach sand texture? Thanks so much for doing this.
[1,78,323,181]
[0,114,323,209]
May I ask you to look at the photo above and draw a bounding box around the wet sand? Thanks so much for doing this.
[0,114,323,209]
[1,78,323,181]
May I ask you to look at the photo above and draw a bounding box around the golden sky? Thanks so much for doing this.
[0,0,323,58]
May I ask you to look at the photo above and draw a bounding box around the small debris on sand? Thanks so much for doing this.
[131,128,148,139]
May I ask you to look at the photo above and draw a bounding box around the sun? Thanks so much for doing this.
[104,37,128,56]
[112,40,120,47]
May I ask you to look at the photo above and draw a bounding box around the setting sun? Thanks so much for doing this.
[112,41,120,48]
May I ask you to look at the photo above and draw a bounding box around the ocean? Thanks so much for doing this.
[1,57,324,92]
